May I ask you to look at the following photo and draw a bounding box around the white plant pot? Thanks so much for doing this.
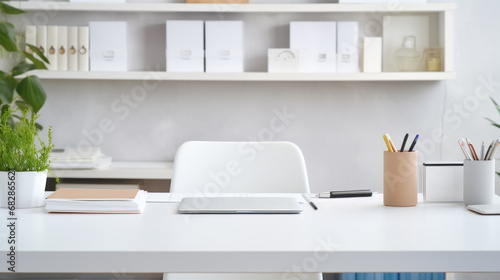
[0,53,19,72]
[0,171,48,209]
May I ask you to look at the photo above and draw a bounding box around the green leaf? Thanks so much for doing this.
[0,21,18,52]
[16,75,46,113]
[26,44,49,64]
[35,121,43,131]
[15,99,29,111]
[485,118,500,129]
[23,51,48,70]
[490,97,500,116]
[0,73,17,104]
[11,61,38,76]
[0,2,25,15]
[1,104,10,117]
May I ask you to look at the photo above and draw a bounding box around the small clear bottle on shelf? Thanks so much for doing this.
[395,36,421,72]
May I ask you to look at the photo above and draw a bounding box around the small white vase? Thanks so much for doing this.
[0,171,48,209]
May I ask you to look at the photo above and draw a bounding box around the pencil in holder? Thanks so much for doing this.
[383,151,418,207]
[463,159,495,205]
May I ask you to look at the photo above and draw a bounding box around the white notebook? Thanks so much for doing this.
[467,204,500,215]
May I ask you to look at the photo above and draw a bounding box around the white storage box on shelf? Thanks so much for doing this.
[89,21,127,71]
[166,20,204,72]
[362,37,382,73]
[290,21,337,73]
[337,21,359,73]
[268,49,301,73]
[205,21,244,73]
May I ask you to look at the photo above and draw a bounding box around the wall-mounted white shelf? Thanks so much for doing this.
[28,70,456,81]
[13,1,455,81]
[48,162,173,179]
[10,2,455,13]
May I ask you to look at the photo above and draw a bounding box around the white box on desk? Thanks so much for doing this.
[423,162,463,202]
[166,20,204,73]
[337,21,359,73]
[290,21,336,73]
[89,21,127,72]
[205,21,244,73]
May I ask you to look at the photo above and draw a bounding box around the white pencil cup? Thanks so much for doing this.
[463,160,495,205]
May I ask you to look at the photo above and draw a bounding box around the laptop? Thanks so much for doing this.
[177,197,303,214]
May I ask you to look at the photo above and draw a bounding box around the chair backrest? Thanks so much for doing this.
[170,141,310,194]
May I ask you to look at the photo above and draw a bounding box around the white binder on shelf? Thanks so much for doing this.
[78,26,89,71]
[36,25,47,66]
[57,26,68,71]
[68,26,78,71]
[46,26,58,71]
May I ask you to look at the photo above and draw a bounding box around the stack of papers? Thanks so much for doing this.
[45,188,147,214]
[50,147,111,169]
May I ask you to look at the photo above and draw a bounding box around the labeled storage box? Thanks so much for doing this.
[89,21,127,71]
[166,20,204,72]
[337,21,359,73]
[423,162,463,202]
[290,21,336,73]
[205,21,244,73]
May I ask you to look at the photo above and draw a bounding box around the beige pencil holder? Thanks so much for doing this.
[383,151,418,207]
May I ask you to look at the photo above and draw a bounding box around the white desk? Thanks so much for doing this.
[1,195,499,273]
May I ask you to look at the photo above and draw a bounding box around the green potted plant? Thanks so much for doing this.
[0,1,53,208]
[486,97,500,176]
[1,0,49,126]
[0,107,53,208]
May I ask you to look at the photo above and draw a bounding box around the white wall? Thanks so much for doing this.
[32,0,500,194]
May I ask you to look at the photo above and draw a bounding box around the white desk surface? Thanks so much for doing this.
[1,194,499,273]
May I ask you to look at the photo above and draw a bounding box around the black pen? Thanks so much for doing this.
[400,133,409,152]
[408,134,419,152]
[319,189,372,198]
[302,194,318,210]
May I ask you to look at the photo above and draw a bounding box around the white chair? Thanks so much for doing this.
[170,141,310,194]
[166,141,322,280]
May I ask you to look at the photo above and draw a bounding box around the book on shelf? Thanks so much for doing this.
[50,147,112,169]
[45,188,147,214]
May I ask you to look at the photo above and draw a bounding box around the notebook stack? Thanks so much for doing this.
[50,147,111,169]
[45,188,147,214]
